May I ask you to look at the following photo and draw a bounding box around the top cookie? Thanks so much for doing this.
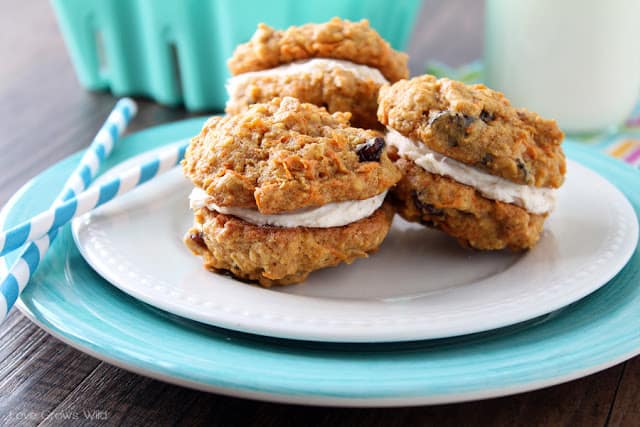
[227,17,409,83]
[377,75,566,188]
[183,97,401,214]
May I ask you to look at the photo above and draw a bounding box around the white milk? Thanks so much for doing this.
[485,0,640,133]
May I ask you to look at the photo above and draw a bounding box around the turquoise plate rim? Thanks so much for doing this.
[2,118,639,407]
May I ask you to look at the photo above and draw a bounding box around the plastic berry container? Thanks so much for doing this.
[51,0,421,111]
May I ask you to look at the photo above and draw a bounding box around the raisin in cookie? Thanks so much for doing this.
[226,18,409,129]
[378,75,566,251]
[183,97,401,286]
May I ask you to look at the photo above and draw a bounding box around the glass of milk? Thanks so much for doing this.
[484,0,640,134]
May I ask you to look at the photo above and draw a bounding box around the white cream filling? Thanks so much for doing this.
[386,129,556,214]
[189,187,387,228]
[226,58,388,98]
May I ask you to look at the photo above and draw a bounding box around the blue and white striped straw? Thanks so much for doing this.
[0,98,137,322]
[0,142,188,258]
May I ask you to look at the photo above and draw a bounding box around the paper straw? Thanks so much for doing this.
[0,98,137,321]
[0,142,187,257]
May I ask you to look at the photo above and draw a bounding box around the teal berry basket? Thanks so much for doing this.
[51,0,421,112]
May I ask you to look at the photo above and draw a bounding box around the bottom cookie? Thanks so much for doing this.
[392,158,547,251]
[184,203,395,287]
[225,67,383,130]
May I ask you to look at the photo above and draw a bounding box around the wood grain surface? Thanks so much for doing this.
[0,1,638,426]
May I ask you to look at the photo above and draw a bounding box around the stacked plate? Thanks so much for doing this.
[2,118,639,406]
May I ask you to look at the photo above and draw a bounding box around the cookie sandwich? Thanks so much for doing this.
[378,75,566,251]
[183,97,401,286]
[225,18,409,129]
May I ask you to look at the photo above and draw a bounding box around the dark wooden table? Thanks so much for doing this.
[1,1,638,426]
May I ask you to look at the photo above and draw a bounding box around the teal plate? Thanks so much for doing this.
[2,118,640,406]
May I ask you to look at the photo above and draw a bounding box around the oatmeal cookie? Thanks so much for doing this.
[228,18,409,83]
[183,97,400,285]
[378,75,566,188]
[185,203,395,287]
[226,19,408,129]
[183,97,401,214]
[380,75,565,250]
[392,158,546,251]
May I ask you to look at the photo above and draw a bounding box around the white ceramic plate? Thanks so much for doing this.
[71,142,638,343]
